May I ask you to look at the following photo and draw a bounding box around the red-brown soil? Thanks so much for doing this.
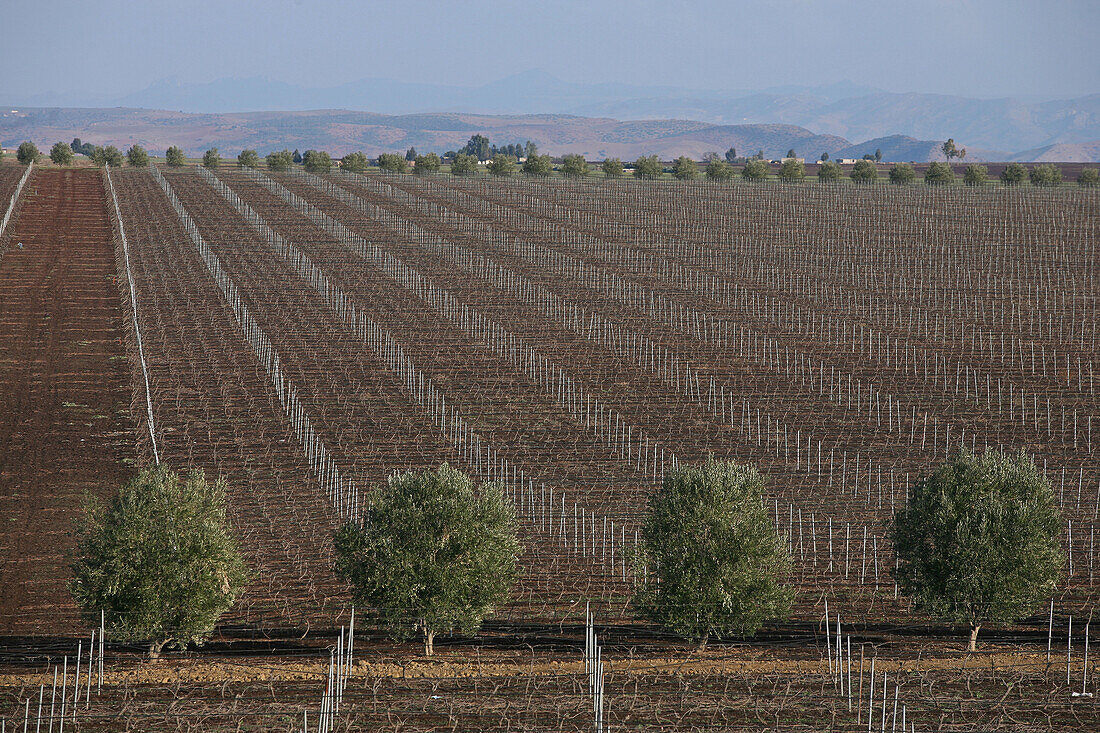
[0,168,135,634]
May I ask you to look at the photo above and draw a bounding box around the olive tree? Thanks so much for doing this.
[893,449,1063,651]
[92,146,124,167]
[50,141,74,166]
[889,163,916,184]
[740,159,769,182]
[412,152,441,174]
[202,148,220,169]
[1078,168,1099,187]
[561,154,588,178]
[16,141,40,164]
[777,158,805,182]
[266,149,294,171]
[850,159,877,184]
[817,160,842,182]
[601,158,624,178]
[334,464,520,655]
[487,154,515,176]
[450,153,478,176]
[128,145,150,167]
[70,466,249,658]
[671,156,698,181]
[377,153,407,174]
[963,164,988,186]
[235,149,259,168]
[633,459,794,648]
[1029,164,1062,186]
[165,146,186,167]
[633,155,662,179]
[1000,163,1027,185]
[924,161,955,185]
[705,159,734,181]
[302,149,333,173]
[340,151,369,172]
[522,153,553,176]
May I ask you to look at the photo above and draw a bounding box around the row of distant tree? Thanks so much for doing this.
[6,138,1097,187]
[72,447,1066,657]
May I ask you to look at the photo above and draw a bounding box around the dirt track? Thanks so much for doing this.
[0,168,134,634]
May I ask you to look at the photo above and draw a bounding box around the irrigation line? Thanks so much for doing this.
[104,167,160,464]
[0,162,33,251]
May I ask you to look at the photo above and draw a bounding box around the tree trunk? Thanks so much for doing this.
[968,624,981,652]
[697,634,708,653]
[148,640,166,661]
[424,628,434,656]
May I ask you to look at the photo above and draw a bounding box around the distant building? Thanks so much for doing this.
[781,157,805,164]
[838,158,859,165]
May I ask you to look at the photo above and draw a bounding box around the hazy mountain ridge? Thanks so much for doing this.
[6,72,1095,153]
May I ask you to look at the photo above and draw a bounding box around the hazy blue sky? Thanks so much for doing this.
[2,0,1097,101]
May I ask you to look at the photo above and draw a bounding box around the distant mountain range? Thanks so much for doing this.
[2,106,1097,163]
[7,71,1097,155]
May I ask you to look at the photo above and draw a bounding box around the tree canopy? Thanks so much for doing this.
[376,153,408,174]
[601,158,624,178]
[561,154,588,178]
[333,464,520,655]
[266,150,293,172]
[963,164,988,186]
[16,141,39,165]
[888,163,916,184]
[633,155,663,180]
[924,161,955,185]
[202,148,220,169]
[521,154,553,176]
[50,141,74,166]
[236,149,259,169]
[671,156,698,181]
[450,153,478,176]
[633,459,793,647]
[127,145,150,167]
[817,160,842,182]
[165,146,186,167]
[724,147,737,164]
[70,466,249,657]
[1000,163,1027,185]
[302,149,333,173]
[1078,168,1099,187]
[460,134,492,161]
[777,158,805,182]
[705,159,734,181]
[941,138,966,162]
[740,159,769,181]
[893,450,1064,651]
[340,151,369,172]
[850,159,877,184]
[1028,164,1062,186]
[488,154,516,176]
[414,152,442,175]
[92,145,124,168]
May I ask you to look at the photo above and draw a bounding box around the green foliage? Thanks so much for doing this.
[874,148,883,162]
[414,152,441,175]
[924,161,955,185]
[487,154,515,176]
[724,147,737,164]
[202,148,220,169]
[561,154,588,178]
[450,153,479,176]
[786,148,796,159]
[633,459,793,645]
[376,153,408,174]
[893,450,1064,650]
[889,163,916,184]
[405,147,417,162]
[128,145,150,167]
[601,158,624,178]
[671,156,698,181]
[777,158,805,182]
[941,138,966,161]
[165,146,186,167]
[819,152,829,162]
[1029,164,1062,186]
[460,134,492,161]
[1000,163,1027,185]
[70,466,249,656]
[236,149,260,169]
[850,159,877,184]
[292,149,302,164]
[333,464,520,655]
[705,159,734,181]
[96,146,124,167]
[265,150,293,172]
[740,159,769,181]
[50,141,74,166]
[1078,168,1099,187]
[521,154,553,176]
[340,151,369,172]
[817,161,842,182]
[633,155,662,179]
[963,164,988,186]
[302,149,333,173]
[16,141,40,165]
